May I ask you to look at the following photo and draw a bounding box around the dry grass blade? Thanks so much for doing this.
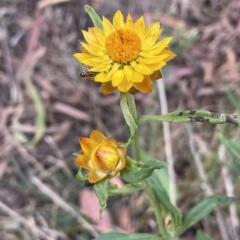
[31,176,99,237]
[157,79,176,205]
[25,75,46,147]
[37,0,73,11]
[187,126,229,240]
[0,200,50,239]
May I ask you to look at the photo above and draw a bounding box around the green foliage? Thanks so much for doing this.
[108,183,144,195]
[120,157,168,183]
[94,232,164,240]
[219,134,240,175]
[147,170,181,217]
[196,230,214,240]
[93,178,109,217]
[177,196,235,235]
[120,93,138,146]
[75,168,84,182]
[24,75,46,146]
[139,110,240,126]
[85,5,103,29]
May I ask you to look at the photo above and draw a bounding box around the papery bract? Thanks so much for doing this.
[75,130,126,183]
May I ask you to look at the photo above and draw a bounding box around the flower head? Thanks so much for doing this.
[75,130,126,183]
[74,10,175,95]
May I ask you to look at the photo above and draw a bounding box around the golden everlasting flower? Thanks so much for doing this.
[74,10,175,95]
[75,130,126,183]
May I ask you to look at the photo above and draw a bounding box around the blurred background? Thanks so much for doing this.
[0,0,240,239]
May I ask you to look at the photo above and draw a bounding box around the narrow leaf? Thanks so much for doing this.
[120,93,138,146]
[197,230,214,240]
[85,5,103,29]
[25,75,46,146]
[94,178,109,217]
[75,168,86,182]
[147,170,181,216]
[108,183,144,196]
[178,196,235,235]
[94,232,164,240]
[120,157,167,183]
[219,134,240,175]
[138,110,240,127]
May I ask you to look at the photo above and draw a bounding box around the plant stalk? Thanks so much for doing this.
[124,93,174,240]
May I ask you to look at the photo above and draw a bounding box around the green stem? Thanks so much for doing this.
[124,93,173,240]
[138,110,240,127]
[145,183,172,239]
[126,93,141,161]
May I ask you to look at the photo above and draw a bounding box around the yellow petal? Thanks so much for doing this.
[89,64,111,72]
[125,13,133,28]
[91,28,106,46]
[82,30,105,51]
[89,56,112,64]
[160,48,176,62]
[113,10,125,29]
[103,16,115,36]
[142,22,160,40]
[130,60,140,73]
[123,65,133,81]
[88,170,107,183]
[141,29,162,49]
[134,16,145,34]
[90,130,106,143]
[75,154,92,170]
[112,69,124,86]
[142,37,172,54]
[147,61,166,71]
[106,62,120,78]
[133,75,152,93]
[137,54,168,64]
[136,63,153,75]
[101,82,116,95]
[117,78,133,92]
[73,53,93,61]
[132,70,144,82]
[80,138,98,157]
[95,72,111,82]
[81,42,104,56]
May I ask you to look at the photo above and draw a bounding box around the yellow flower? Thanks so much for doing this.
[74,10,175,95]
[75,130,126,183]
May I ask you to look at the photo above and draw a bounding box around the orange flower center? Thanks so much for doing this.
[92,145,119,172]
[105,29,141,63]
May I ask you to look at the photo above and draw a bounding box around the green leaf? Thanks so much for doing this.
[85,5,103,29]
[140,150,178,202]
[178,196,235,235]
[75,168,85,182]
[120,93,138,146]
[147,170,181,217]
[24,75,46,146]
[197,230,214,240]
[94,232,164,240]
[93,178,109,217]
[108,183,144,196]
[120,157,167,183]
[138,110,240,127]
[219,134,240,175]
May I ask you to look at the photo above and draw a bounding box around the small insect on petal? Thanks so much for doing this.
[80,65,98,80]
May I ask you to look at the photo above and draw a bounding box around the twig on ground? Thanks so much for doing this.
[218,145,240,240]
[187,125,229,240]
[0,200,50,239]
[31,176,99,237]
[157,79,176,205]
